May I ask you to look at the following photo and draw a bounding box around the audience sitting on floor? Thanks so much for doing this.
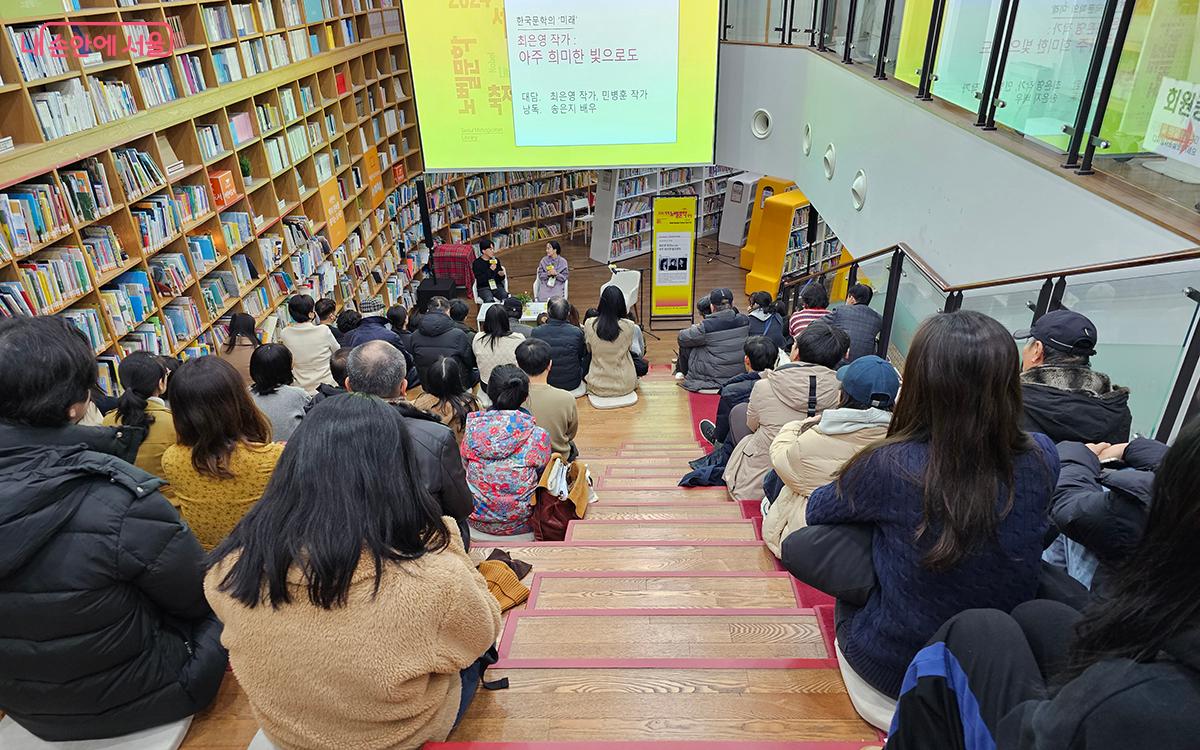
[762,354,900,558]
[339,341,474,538]
[677,288,751,392]
[683,336,779,487]
[249,343,309,443]
[449,298,476,335]
[724,321,849,500]
[388,305,413,348]
[162,356,283,551]
[206,393,501,750]
[101,350,177,503]
[517,338,580,461]
[460,365,552,539]
[220,311,261,385]
[473,304,526,387]
[531,296,589,393]
[747,291,789,352]
[279,294,342,393]
[342,297,411,356]
[336,308,363,341]
[1043,437,1166,596]
[0,317,226,741]
[887,417,1200,749]
[583,286,640,398]
[413,356,481,446]
[413,296,477,389]
[504,296,535,338]
[306,346,351,412]
[788,280,832,338]
[1015,309,1132,444]
[782,310,1060,730]
[824,283,882,364]
[316,297,342,344]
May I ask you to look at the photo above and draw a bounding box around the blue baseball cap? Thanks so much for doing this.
[838,355,901,408]
[1013,309,1098,357]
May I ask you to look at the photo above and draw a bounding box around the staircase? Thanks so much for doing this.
[442,369,883,749]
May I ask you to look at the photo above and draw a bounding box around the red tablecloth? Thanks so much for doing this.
[432,244,476,291]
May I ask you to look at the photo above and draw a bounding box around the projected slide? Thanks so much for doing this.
[403,0,719,171]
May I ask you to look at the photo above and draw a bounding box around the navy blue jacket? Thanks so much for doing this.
[826,302,883,362]
[748,311,789,352]
[713,371,762,444]
[531,318,589,391]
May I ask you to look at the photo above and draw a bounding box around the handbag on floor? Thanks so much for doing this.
[530,454,591,541]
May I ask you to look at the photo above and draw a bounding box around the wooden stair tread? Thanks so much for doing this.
[591,488,731,503]
[569,520,759,542]
[531,574,798,610]
[471,544,779,572]
[505,613,827,660]
[586,504,744,520]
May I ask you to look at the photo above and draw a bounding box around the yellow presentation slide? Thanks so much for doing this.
[402,0,720,171]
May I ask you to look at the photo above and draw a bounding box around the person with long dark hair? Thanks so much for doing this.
[161,357,282,550]
[472,304,524,387]
[582,286,638,398]
[220,312,261,385]
[205,394,501,749]
[887,417,1200,749]
[747,290,788,351]
[0,317,225,740]
[248,343,310,442]
[461,365,552,538]
[535,240,569,302]
[102,351,176,502]
[412,356,480,445]
[788,310,1059,729]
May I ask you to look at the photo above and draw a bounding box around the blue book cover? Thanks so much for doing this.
[302,0,324,22]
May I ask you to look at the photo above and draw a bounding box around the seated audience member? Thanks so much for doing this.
[306,346,351,413]
[344,298,405,350]
[342,341,474,531]
[531,297,589,392]
[517,338,579,460]
[748,291,789,351]
[697,297,713,318]
[205,394,501,750]
[677,288,751,392]
[336,308,363,340]
[886,418,1200,750]
[1043,437,1166,595]
[315,297,342,344]
[504,296,535,338]
[698,336,779,446]
[413,296,476,388]
[412,356,481,445]
[825,283,883,363]
[788,281,832,338]
[162,357,283,550]
[628,309,650,377]
[535,240,570,302]
[0,317,226,741]
[536,312,550,326]
[449,298,475,335]
[473,304,525,385]
[461,366,552,537]
[583,286,639,398]
[1015,309,1132,444]
[782,310,1059,729]
[472,238,509,302]
[388,305,413,348]
[249,343,310,442]
[220,311,261,385]
[762,355,899,557]
[279,294,341,393]
[724,321,849,500]
[102,351,177,503]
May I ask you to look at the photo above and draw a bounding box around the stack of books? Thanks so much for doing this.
[179,54,207,95]
[130,196,183,251]
[113,148,166,199]
[220,211,254,250]
[60,158,115,223]
[88,76,139,124]
[1,182,73,250]
[212,47,243,84]
[266,35,290,68]
[17,246,93,313]
[8,25,71,81]
[137,62,179,107]
[173,184,212,223]
[81,225,126,274]
[186,234,221,273]
[231,3,258,36]
[202,5,235,42]
[148,253,192,295]
[32,79,97,141]
[63,307,108,351]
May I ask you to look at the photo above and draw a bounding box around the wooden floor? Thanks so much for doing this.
[179,238,881,749]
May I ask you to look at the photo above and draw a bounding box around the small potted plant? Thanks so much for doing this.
[239,155,252,179]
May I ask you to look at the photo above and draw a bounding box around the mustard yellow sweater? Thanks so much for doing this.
[161,442,283,550]
[205,520,502,750]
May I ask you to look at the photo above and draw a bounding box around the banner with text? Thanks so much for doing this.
[650,196,697,318]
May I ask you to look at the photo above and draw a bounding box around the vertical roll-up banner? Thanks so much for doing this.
[650,196,697,319]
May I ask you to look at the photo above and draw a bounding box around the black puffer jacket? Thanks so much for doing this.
[1020,365,1132,444]
[531,318,589,391]
[0,422,226,740]
[412,312,476,386]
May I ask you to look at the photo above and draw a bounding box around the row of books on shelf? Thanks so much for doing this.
[114,148,167,199]
[1,183,74,256]
[7,25,71,83]
[131,196,183,251]
[32,80,97,141]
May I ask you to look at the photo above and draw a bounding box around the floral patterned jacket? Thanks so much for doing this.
[460,409,552,535]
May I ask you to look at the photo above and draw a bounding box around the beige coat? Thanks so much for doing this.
[279,322,340,393]
[205,520,501,750]
[472,332,524,385]
[762,407,892,557]
[723,362,841,500]
[583,318,637,397]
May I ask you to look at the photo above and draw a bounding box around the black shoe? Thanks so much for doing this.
[699,419,717,443]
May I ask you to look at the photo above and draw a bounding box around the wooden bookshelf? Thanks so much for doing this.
[424,170,596,253]
[0,0,427,394]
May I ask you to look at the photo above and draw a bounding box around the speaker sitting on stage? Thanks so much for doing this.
[472,239,509,303]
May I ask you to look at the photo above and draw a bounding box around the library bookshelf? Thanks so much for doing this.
[0,0,427,397]
[588,165,738,264]
[425,170,597,253]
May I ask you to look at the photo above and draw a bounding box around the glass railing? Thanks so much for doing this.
[779,243,1200,440]
[722,0,1200,218]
